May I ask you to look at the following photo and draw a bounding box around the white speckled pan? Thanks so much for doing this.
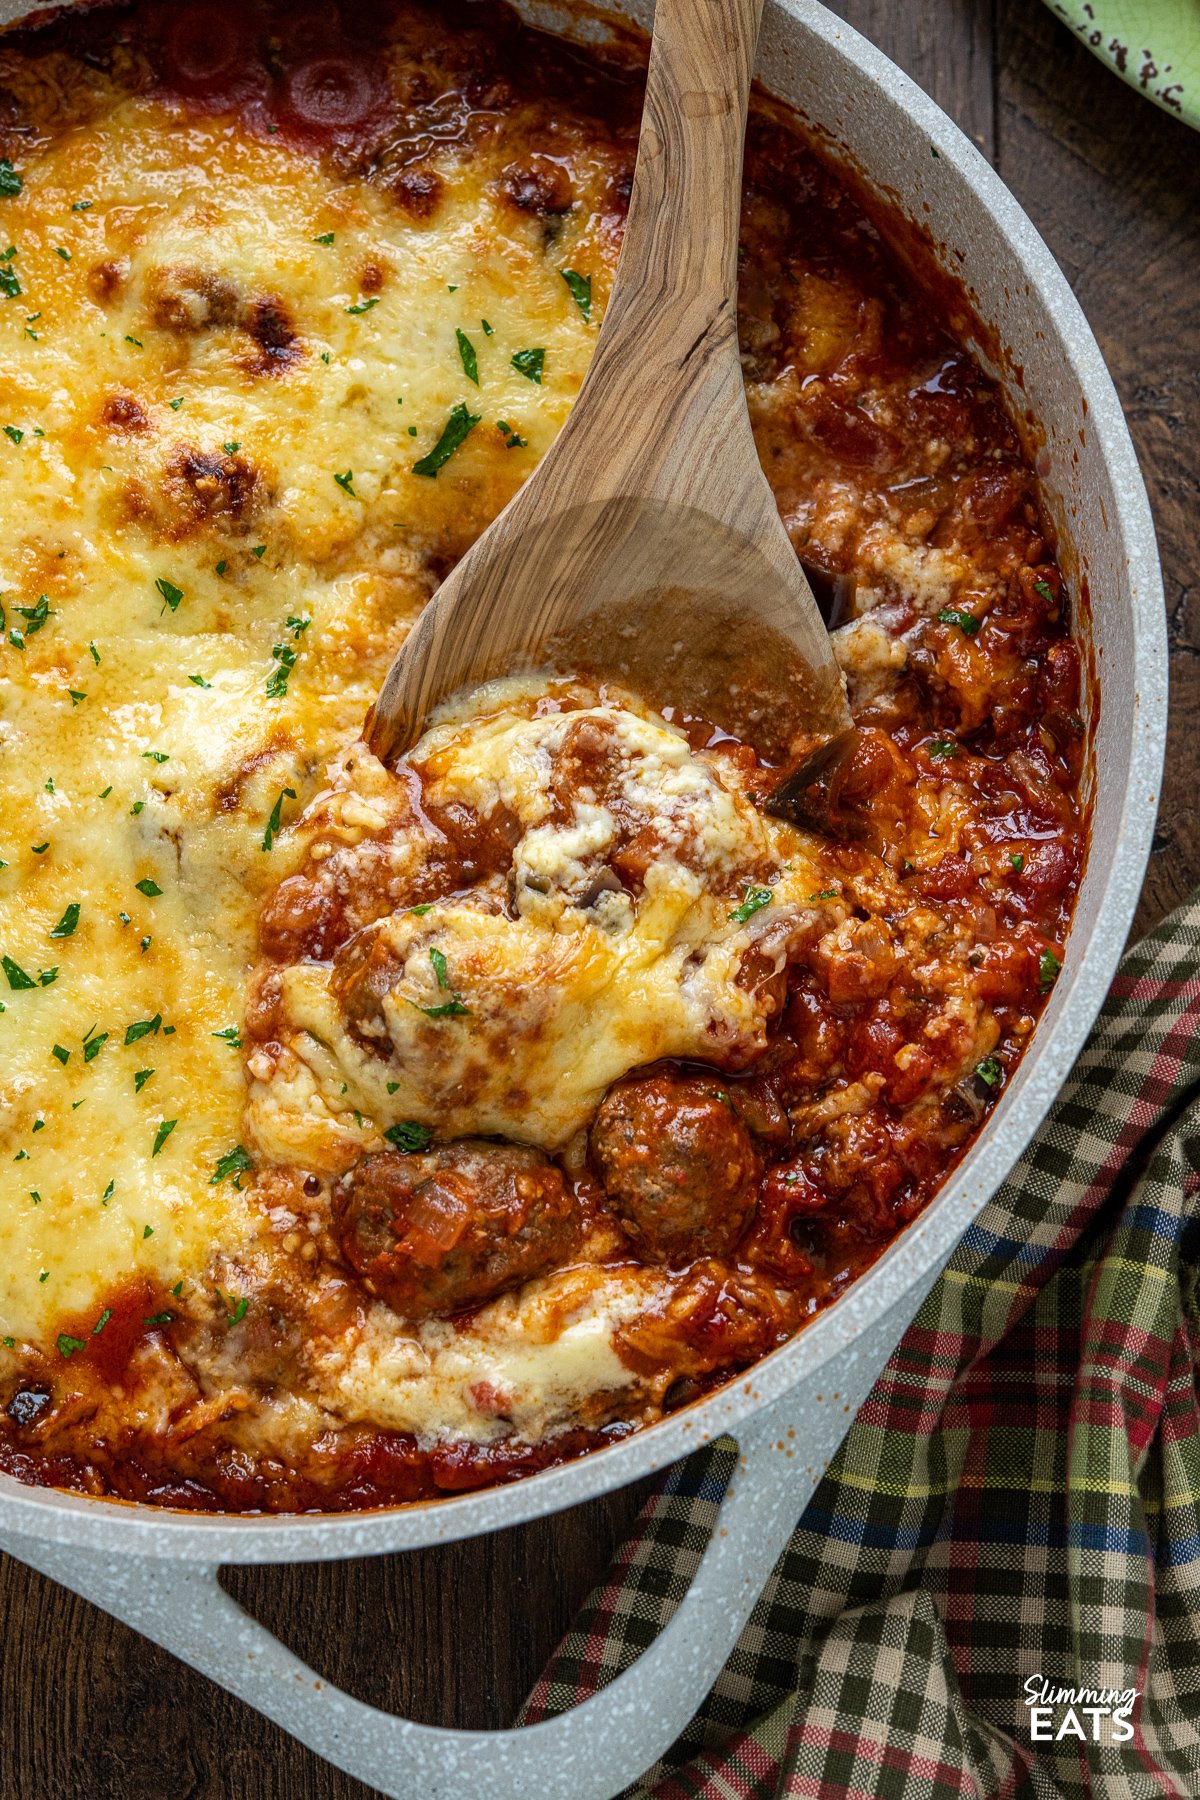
[0,1,1167,1794]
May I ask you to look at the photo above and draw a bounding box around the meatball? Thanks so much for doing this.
[590,1072,759,1264]
[334,1140,579,1319]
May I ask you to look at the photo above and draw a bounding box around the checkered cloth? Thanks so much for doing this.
[523,897,1200,1797]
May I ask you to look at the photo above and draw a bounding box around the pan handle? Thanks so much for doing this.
[0,1376,878,1800]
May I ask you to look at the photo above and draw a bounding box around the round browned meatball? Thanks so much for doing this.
[334,1141,579,1319]
[590,1072,759,1265]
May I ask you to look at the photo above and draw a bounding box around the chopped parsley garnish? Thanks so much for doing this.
[215,559,227,575]
[30,842,48,855]
[1034,580,1056,605]
[69,690,86,706]
[223,440,240,455]
[144,1312,172,1327]
[251,544,266,559]
[266,642,298,699]
[384,1121,433,1152]
[429,946,451,989]
[0,264,19,300]
[72,200,92,212]
[38,968,58,986]
[497,419,527,449]
[83,1028,108,1062]
[313,231,335,246]
[151,1120,176,1157]
[227,1295,249,1325]
[4,425,22,444]
[412,402,481,478]
[481,318,494,336]
[125,1013,162,1044]
[142,749,170,764]
[49,902,79,938]
[927,739,959,759]
[15,596,52,637]
[386,1081,399,1094]
[169,397,184,410]
[1009,851,1025,873]
[189,673,211,688]
[125,335,143,348]
[511,347,545,384]
[143,1223,154,1237]
[455,328,479,385]
[93,1309,111,1334]
[0,161,22,197]
[412,997,470,1019]
[54,247,70,262]
[975,1056,1003,1088]
[51,1043,69,1065]
[262,785,296,852]
[155,576,184,612]
[212,1024,242,1048]
[135,878,163,897]
[1039,948,1061,991]
[57,1334,86,1359]
[561,269,592,320]
[408,903,434,917]
[98,786,112,799]
[333,468,357,496]
[937,607,980,635]
[345,296,379,315]
[729,886,773,924]
[2,955,35,991]
[210,1144,253,1185]
[133,1068,154,1092]
[101,1180,113,1203]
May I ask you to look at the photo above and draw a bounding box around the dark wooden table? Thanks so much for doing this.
[3,3,1197,1793]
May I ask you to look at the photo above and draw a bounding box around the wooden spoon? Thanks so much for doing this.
[367,0,852,771]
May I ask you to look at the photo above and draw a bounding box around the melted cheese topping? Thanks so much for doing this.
[0,96,603,1351]
[249,678,834,1161]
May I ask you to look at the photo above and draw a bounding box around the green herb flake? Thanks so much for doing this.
[54,246,70,262]
[2,955,36,991]
[124,1013,162,1044]
[143,1223,154,1237]
[223,440,240,455]
[93,1308,112,1335]
[97,785,112,799]
[72,201,93,212]
[101,1180,113,1203]
[142,749,170,764]
[511,346,545,384]
[976,1055,1003,1088]
[455,327,479,385]
[125,335,143,348]
[1039,947,1062,991]
[189,673,211,688]
[155,576,184,612]
[412,401,481,478]
[151,1119,176,1157]
[144,1312,173,1327]
[411,997,470,1020]
[429,945,451,989]
[251,545,266,559]
[345,296,379,315]
[133,1068,154,1092]
[0,161,22,197]
[215,559,227,575]
[408,903,434,917]
[3,424,22,444]
[333,468,357,496]
[561,269,592,320]
[0,266,21,300]
[1009,851,1025,873]
[927,739,959,759]
[937,607,980,635]
[169,397,184,410]
[210,1144,253,1186]
[496,419,527,449]
[1034,579,1056,605]
[49,902,80,938]
[262,785,296,852]
[386,1081,399,1094]
[135,878,163,897]
[171,1281,183,1297]
[57,1334,86,1359]
[729,886,773,924]
[69,690,87,706]
[228,1295,249,1325]
[480,318,493,336]
[83,1029,108,1062]
[384,1120,433,1152]
[212,1024,242,1048]
[38,968,58,986]
[51,1043,70,1065]
[313,231,335,246]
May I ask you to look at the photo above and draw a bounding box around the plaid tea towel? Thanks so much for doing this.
[523,894,1200,1798]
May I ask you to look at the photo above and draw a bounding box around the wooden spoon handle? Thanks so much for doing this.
[599,0,765,355]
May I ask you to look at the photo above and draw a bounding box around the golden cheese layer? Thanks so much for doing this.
[0,93,605,1349]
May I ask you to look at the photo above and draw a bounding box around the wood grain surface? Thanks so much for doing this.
[3,2,1197,1794]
